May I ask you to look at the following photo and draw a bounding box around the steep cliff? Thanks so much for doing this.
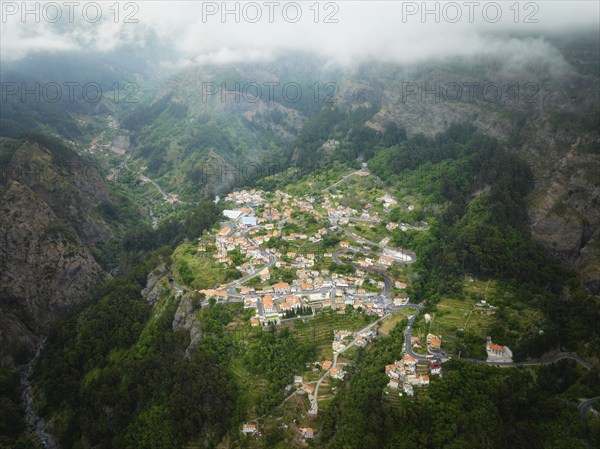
[0,181,109,366]
[0,136,144,367]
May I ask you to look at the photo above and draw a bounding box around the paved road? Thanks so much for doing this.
[348,217,382,224]
[398,221,430,232]
[323,169,368,192]
[579,396,600,449]
[333,248,393,297]
[309,314,389,416]
[140,174,169,199]
[371,171,399,203]
[459,352,594,370]
[402,304,433,362]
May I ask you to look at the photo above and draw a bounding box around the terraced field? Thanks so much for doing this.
[228,358,269,418]
[287,310,376,359]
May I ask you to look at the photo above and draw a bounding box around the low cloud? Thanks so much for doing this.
[1,1,598,69]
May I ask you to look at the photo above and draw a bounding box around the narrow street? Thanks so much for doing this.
[308,314,389,416]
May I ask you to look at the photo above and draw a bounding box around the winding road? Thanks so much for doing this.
[309,314,389,416]
[332,247,393,297]
[460,352,594,370]
[579,396,600,449]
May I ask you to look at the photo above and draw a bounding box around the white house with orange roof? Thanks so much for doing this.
[260,268,270,282]
[486,337,513,362]
[379,257,393,267]
[262,295,275,314]
[273,282,291,294]
[427,334,442,350]
[300,427,314,439]
[403,354,417,370]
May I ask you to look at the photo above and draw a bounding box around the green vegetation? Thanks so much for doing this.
[0,369,43,449]
[282,306,313,318]
[369,123,599,360]
[172,242,230,289]
[244,328,314,412]
[376,315,406,336]
[35,271,236,449]
[288,309,375,359]
[414,277,546,359]
[19,111,598,449]
[118,200,220,269]
[319,322,599,449]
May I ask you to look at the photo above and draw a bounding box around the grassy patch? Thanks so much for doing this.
[228,357,269,419]
[172,242,228,289]
[377,314,406,336]
[424,276,546,358]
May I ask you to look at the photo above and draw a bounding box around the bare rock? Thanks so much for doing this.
[172,294,202,354]
[141,264,168,304]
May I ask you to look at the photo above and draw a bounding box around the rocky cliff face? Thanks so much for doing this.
[172,294,202,355]
[5,139,114,245]
[0,181,109,366]
[0,137,137,367]
[141,264,169,305]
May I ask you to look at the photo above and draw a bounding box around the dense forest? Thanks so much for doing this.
[32,247,235,448]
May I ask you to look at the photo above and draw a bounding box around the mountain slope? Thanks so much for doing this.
[0,136,145,367]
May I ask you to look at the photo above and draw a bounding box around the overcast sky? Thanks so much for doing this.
[1,1,598,67]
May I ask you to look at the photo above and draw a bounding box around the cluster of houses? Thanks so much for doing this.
[385,354,442,397]
[355,329,377,348]
[198,266,390,326]
[200,220,268,266]
[331,328,376,352]
[226,181,430,440]
[376,194,399,210]
[332,329,353,352]
[349,251,396,269]
[320,189,390,223]
[224,189,265,206]
[195,187,405,326]
[316,360,346,380]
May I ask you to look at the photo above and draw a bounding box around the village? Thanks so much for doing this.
[193,183,415,326]
[176,168,512,444]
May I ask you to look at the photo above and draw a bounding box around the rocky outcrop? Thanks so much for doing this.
[0,181,108,367]
[0,136,146,368]
[141,264,168,305]
[574,227,600,294]
[172,294,202,355]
